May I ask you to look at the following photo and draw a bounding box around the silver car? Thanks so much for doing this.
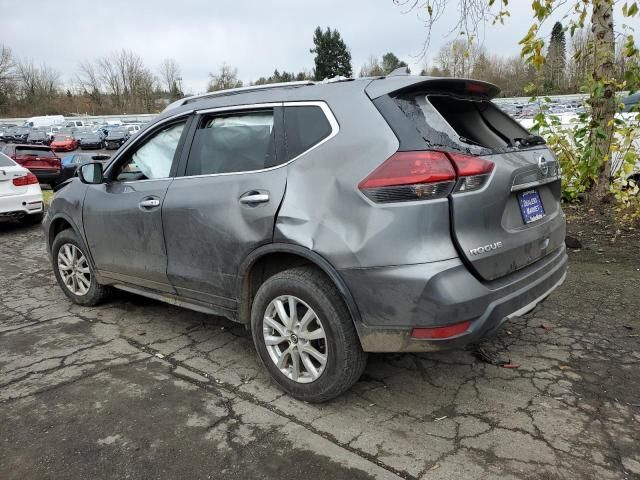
[44,75,567,402]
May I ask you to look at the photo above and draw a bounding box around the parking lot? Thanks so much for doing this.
[0,214,638,479]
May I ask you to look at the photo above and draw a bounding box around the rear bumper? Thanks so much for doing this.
[340,245,568,352]
[31,170,61,184]
[0,187,43,216]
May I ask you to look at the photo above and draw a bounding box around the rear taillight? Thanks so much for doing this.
[359,151,494,203]
[358,151,456,203]
[447,152,495,193]
[13,172,39,186]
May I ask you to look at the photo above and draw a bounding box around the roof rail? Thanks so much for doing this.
[163,81,316,112]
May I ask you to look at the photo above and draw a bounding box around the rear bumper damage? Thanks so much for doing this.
[341,245,568,352]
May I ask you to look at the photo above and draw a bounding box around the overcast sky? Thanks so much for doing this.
[1,1,638,93]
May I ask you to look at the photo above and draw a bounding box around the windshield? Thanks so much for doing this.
[54,135,71,141]
[107,130,126,138]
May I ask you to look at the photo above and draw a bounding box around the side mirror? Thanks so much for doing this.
[78,162,104,184]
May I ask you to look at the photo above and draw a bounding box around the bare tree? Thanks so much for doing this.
[159,58,183,99]
[359,55,385,77]
[0,45,16,113]
[97,54,124,109]
[393,0,509,58]
[0,45,15,86]
[207,63,243,92]
[434,39,482,77]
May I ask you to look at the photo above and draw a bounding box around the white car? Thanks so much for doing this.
[0,152,44,224]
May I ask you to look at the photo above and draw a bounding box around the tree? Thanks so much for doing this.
[360,52,410,77]
[586,0,616,205]
[381,52,409,74]
[544,22,567,91]
[159,58,183,100]
[252,69,312,85]
[359,55,385,77]
[310,27,352,80]
[433,39,482,77]
[0,45,16,114]
[207,63,243,92]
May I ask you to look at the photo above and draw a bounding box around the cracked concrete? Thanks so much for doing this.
[0,220,638,479]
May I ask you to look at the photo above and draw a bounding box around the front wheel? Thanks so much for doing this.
[251,266,367,403]
[51,229,111,306]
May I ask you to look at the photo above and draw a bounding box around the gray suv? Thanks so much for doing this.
[44,75,567,402]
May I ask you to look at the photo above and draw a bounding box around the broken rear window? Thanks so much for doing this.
[393,93,534,154]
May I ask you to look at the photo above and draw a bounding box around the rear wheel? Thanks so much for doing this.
[51,229,111,306]
[251,266,367,402]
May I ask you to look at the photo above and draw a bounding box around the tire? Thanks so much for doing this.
[51,228,111,306]
[251,266,367,403]
[19,212,44,225]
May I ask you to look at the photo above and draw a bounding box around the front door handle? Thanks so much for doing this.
[239,192,270,205]
[139,198,160,208]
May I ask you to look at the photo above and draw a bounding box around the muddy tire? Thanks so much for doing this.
[251,266,367,403]
[51,228,111,306]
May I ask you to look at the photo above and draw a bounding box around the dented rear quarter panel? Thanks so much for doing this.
[274,86,459,270]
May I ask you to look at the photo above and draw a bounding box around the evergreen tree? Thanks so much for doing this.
[544,22,566,91]
[381,52,409,74]
[310,27,352,80]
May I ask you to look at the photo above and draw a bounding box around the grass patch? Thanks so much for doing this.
[42,189,54,205]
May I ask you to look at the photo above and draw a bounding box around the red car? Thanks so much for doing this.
[0,144,62,187]
[50,134,79,152]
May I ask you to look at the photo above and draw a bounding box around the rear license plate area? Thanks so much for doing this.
[517,189,545,224]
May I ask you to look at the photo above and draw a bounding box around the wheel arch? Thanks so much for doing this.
[237,244,362,329]
[47,213,96,268]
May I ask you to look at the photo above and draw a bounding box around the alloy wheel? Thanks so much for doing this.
[57,243,91,296]
[263,295,328,383]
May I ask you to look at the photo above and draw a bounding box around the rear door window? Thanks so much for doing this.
[185,110,276,176]
[283,105,332,160]
[393,93,532,154]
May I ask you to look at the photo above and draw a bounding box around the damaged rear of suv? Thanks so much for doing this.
[45,74,567,402]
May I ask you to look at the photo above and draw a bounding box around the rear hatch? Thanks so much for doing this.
[14,146,60,171]
[368,78,565,281]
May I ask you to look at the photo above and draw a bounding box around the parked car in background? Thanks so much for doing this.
[65,120,84,128]
[23,115,65,129]
[0,152,44,224]
[51,134,79,152]
[44,126,62,141]
[27,130,51,145]
[79,132,105,150]
[59,153,110,183]
[621,92,640,112]
[10,127,30,143]
[45,76,567,402]
[123,124,142,137]
[0,144,61,186]
[104,128,129,149]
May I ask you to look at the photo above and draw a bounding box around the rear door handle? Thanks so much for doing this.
[239,192,269,205]
[139,198,160,209]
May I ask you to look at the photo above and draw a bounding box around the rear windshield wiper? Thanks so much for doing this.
[513,135,545,147]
